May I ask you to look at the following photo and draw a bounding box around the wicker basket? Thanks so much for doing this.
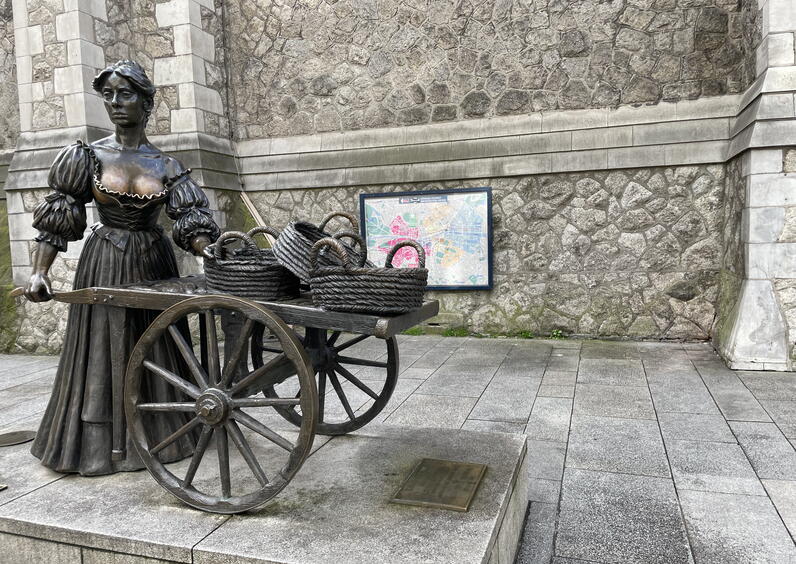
[204,227,300,300]
[309,236,428,315]
[272,211,374,283]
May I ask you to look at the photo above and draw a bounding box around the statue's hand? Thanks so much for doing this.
[201,245,215,260]
[24,272,53,302]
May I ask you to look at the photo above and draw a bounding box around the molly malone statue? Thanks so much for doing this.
[24,60,221,475]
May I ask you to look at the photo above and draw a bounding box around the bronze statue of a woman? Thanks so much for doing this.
[24,61,220,475]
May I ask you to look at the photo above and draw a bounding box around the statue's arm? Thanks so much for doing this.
[24,142,93,302]
[165,164,220,258]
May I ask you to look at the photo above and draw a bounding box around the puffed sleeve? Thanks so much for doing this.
[165,171,221,253]
[32,141,94,251]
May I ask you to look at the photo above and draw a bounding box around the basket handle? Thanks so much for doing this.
[385,239,426,269]
[333,230,368,267]
[310,237,353,271]
[246,226,280,246]
[318,211,359,233]
[212,231,257,260]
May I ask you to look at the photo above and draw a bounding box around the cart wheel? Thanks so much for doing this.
[125,296,317,514]
[251,327,398,435]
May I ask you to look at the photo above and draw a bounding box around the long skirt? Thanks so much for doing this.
[31,225,197,475]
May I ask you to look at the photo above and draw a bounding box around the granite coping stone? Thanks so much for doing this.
[0,424,526,564]
[192,425,527,564]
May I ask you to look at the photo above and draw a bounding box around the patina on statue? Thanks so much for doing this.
[24,61,220,476]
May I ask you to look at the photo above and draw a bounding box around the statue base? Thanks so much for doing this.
[0,423,527,564]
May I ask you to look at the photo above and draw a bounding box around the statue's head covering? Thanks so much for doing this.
[93,61,156,123]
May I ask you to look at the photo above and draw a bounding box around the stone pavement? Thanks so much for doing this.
[1,336,796,563]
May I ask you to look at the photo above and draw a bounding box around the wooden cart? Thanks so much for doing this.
[40,275,439,514]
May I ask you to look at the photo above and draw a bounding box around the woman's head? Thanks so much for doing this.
[93,61,156,127]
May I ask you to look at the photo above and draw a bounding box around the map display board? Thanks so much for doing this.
[359,187,493,290]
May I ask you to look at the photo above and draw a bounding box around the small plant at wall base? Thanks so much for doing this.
[443,327,469,337]
[403,327,425,336]
[516,331,535,339]
[549,329,565,340]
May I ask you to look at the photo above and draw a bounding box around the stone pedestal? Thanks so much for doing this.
[0,424,528,564]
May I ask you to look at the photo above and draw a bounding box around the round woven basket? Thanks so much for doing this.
[204,227,300,300]
[272,211,373,283]
[309,236,428,315]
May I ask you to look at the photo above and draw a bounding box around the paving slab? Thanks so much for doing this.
[694,361,771,422]
[737,371,796,400]
[556,468,692,564]
[580,341,640,359]
[542,370,577,386]
[658,412,735,443]
[679,489,796,564]
[758,399,796,438]
[645,369,720,415]
[468,376,538,423]
[566,414,670,478]
[192,426,528,564]
[416,364,496,397]
[546,354,580,372]
[667,439,764,496]
[383,393,476,429]
[461,419,526,434]
[762,479,796,540]
[573,384,655,420]
[525,397,572,442]
[730,421,796,480]
[526,440,566,481]
[537,385,575,398]
[495,362,546,379]
[527,478,561,504]
[515,502,556,564]
[577,359,646,386]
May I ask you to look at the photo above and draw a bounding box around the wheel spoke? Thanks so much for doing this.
[231,397,301,408]
[334,364,380,400]
[204,311,221,386]
[334,333,370,352]
[137,402,195,412]
[327,331,342,347]
[216,426,231,498]
[318,371,327,422]
[230,353,288,396]
[258,346,284,354]
[183,425,214,487]
[168,325,209,390]
[233,410,294,452]
[143,360,201,399]
[150,416,201,455]
[221,318,255,388]
[226,420,269,487]
[336,355,389,369]
[327,371,355,420]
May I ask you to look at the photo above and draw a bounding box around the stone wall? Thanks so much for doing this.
[225,0,755,140]
[773,147,796,361]
[251,163,725,339]
[712,154,744,348]
[0,0,18,151]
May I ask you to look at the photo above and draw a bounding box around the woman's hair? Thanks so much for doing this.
[92,60,156,123]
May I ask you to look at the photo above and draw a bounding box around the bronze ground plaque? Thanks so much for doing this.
[391,458,487,512]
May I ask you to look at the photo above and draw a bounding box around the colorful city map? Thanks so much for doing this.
[361,189,492,288]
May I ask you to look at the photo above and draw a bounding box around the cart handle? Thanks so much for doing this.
[211,231,258,260]
[333,230,368,267]
[246,225,280,247]
[318,211,359,233]
[385,239,426,269]
[310,237,353,271]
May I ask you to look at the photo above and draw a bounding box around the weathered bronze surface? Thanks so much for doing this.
[23,60,220,476]
[391,458,487,512]
[0,431,36,447]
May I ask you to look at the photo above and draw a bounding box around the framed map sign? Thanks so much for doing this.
[359,187,493,290]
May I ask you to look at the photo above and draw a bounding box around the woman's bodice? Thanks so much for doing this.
[88,143,177,231]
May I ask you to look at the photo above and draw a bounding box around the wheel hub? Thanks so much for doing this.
[195,389,229,426]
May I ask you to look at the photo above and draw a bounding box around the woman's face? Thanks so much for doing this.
[100,72,148,127]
